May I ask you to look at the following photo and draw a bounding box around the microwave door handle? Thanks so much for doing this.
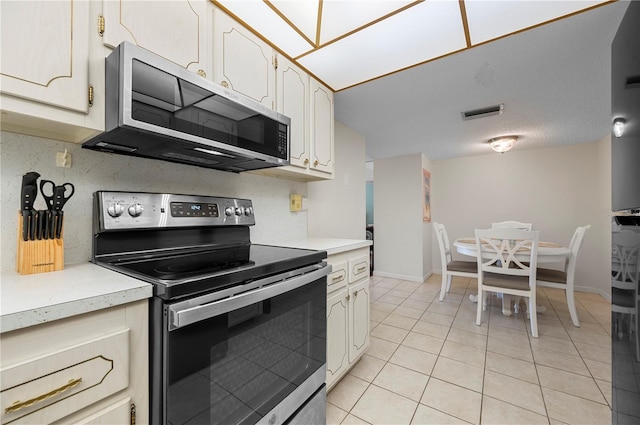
[169,264,330,330]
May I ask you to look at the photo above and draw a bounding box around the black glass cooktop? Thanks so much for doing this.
[102,244,326,300]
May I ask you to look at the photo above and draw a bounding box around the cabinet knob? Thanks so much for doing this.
[304,158,309,165]
[221,80,229,88]
[314,160,319,167]
[197,69,206,78]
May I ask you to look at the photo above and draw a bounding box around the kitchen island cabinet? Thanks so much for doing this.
[0,263,152,424]
[277,239,372,390]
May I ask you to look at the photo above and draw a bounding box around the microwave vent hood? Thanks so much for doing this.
[83,42,291,173]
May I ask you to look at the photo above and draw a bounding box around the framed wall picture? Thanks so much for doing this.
[423,168,431,222]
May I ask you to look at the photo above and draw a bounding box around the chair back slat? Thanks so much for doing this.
[433,222,452,264]
[491,221,533,231]
[475,228,540,277]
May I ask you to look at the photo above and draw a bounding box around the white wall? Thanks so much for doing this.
[307,120,366,239]
[0,131,308,272]
[431,137,612,297]
[373,154,429,281]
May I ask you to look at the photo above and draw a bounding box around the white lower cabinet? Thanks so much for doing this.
[326,247,370,391]
[0,300,148,425]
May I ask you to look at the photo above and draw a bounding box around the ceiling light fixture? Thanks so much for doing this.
[489,136,518,153]
[613,118,626,138]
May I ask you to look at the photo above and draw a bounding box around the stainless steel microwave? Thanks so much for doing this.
[83,42,290,173]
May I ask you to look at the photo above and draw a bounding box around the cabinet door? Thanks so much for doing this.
[0,0,90,113]
[212,8,275,108]
[75,397,131,425]
[102,0,207,75]
[277,55,310,169]
[326,289,349,390]
[310,78,334,174]
[348,279,370,363]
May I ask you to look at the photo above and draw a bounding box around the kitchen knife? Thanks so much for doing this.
[36,210,47,240]
[20,172,40,241]
[20,186,38,240]
[53,184,74,239]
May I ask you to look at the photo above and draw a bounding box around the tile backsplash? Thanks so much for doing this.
[0,131,307,272]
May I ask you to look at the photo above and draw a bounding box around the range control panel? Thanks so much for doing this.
[94,191,255,231]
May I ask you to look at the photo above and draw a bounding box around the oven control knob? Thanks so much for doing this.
[235,207,244,216]
[225,207,235,216]
[107,203,125,218]
[128,203,144,217]
[244,207,253,216]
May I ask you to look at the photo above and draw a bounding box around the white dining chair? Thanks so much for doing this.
[611,229,640,361]
[433,222,478,302]
[475,227,540,337]
[535,225,590,327]
[491,221,533,231]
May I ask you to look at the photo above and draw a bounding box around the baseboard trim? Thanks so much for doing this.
[372,270,424,283]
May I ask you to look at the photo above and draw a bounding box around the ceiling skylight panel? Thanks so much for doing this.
[319,0,416,45]
[270,0,320,44]
[299,0,466,90]
[215,0,313,57]
[464,0,608,45]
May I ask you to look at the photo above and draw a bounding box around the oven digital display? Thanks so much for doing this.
[170,202,218,217]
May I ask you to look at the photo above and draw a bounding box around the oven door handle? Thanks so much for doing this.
[168,263,330,330]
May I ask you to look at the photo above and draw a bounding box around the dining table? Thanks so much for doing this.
[453,238,571,316]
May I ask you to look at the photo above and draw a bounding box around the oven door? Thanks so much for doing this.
[151,263,329,425]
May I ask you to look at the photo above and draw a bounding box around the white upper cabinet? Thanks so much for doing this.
[101,0,209,77]
[0,0,100,142]
[310,78,335,175]
[277,56,310,169]
[211,6,334,181]
[212,7,275,109]
[0,1,89,113]
[252,57,335,181]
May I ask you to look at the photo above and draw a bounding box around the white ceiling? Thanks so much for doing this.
[214,0,630,160]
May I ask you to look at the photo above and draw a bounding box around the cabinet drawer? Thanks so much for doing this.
[327,261,347,293]
[1,330,129,425]
[348,255,369,283]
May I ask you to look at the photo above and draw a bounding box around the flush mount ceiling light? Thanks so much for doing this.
[613,118,626,138]
[489,136,518,153]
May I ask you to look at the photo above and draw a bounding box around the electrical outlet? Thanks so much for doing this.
[290,194,302,212]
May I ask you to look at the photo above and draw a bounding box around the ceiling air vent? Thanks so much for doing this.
[461,103,504,121]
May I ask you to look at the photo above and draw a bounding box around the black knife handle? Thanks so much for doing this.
[29,210,37,240]
[55,211,64,239]
[21,211,30,241]
[49,211,57,240]
[36,210,45,240]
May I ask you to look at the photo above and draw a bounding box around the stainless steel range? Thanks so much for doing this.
[91,191,329,425]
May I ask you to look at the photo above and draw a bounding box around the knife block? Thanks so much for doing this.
[16,213,64,275]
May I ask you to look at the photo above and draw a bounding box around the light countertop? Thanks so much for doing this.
[275,238,372,256]
[1,263,153,333]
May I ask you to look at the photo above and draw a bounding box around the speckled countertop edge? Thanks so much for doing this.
[1,262,152,333]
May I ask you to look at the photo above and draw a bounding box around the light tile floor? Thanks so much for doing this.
[327,274,612,425]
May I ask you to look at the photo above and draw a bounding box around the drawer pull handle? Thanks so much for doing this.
[4,378,82,414]
[331,271,345,283]
[355,264,367,273]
